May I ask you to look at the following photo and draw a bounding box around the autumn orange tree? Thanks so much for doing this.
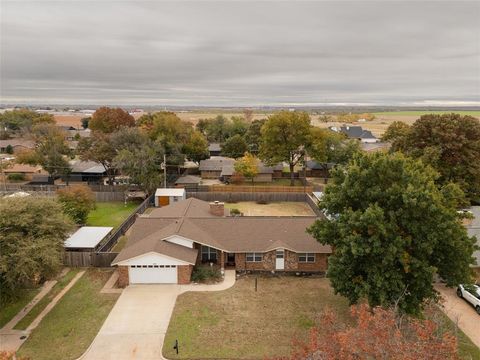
[88,107,135,133]
[57,185,96,224]
[272,304,458,360]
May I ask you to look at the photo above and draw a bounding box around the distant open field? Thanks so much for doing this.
[372,110,480,116]
[53,110,479,138]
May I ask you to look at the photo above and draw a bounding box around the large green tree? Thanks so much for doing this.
[113,139,165,194]
[245,119,265,154]
[17,123,71,179]
[0,109,54,134]
[308,152,476,314]
[183,130,209,164]
[0,197,73,299]
[88,107,135,133]
[260,111,311,185]
[77,132,117,185]
[221,134,248,159]
[385,114,480,201]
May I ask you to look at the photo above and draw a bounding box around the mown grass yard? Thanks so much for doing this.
[225,201,315,216]
[163,276,351,359]
[14,269,80,330]
[0,288,40,328]
[86,201,140,228]
[164,276,480,359]
[18,269,119,360]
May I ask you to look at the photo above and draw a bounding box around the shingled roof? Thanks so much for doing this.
[113,198,331,265]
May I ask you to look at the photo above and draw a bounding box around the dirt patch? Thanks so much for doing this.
[225,201,315,216]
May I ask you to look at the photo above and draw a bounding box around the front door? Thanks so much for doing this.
[226,253,235,267]
[275,249,284,270]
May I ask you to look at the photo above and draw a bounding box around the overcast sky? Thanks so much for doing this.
[1,0,479,106]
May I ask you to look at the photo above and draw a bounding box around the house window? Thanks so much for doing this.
[298,253,315,263]
[201,245,217,262]
[246,253,262,262]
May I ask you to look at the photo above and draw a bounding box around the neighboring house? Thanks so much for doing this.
[208,143,222,157]
[64,226,113,252]
[67,160,107,183]
[3,163,45,181]
[155,188,186,207]
[305,161,334,178]
[174,175,201,187]
[0,139,35,153]
[361,142,391,152]
[65,128,91,141]
[330,125,378,143]
[199,157,235,179]
[199,156,282,182]
[112,197,331,285]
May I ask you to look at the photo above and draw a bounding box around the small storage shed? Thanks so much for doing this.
[154,188,186,207]
[64,226,113,252]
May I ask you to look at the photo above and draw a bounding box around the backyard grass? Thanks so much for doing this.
[86,201,140,228]
[225,201,315,216]
[0,288,40,328]
[164,276,480,359]
[14,269,80,330]
[18,269,120,360]
[163,276,352,359]
[228,179,305,187]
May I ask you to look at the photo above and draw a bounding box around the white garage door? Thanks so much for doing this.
[129,265,178,284]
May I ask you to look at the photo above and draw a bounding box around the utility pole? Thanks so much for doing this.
[163,153,167,188]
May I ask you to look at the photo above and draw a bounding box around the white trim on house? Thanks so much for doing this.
[163,235,195,248]
[113,251,193,266]
[298,253,316,263]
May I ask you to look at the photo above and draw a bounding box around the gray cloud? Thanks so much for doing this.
[1,0,479,106]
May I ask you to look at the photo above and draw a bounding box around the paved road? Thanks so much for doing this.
[436,284,480,348]
[79,270,236,360]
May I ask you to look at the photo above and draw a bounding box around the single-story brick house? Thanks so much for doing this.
[199,156,283,182]
[112,198,331,285]
[0,139,35,154]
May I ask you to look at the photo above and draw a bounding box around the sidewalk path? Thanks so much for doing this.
[78,270,236,360]
[0,270,85,352]
[435,284,480,348]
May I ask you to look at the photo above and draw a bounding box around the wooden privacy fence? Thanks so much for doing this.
[209,185,313,193]
[97,194,154,252]
[63,252,119,267]
[187,191,309,203]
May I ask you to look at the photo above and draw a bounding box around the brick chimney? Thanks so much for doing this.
[209,201,225,216]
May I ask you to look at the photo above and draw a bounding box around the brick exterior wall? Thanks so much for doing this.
[235,250,328,273]
[235,250,276,271]
[117,266,129,287]
[209,202,225,216]
[201,170,221,179]
[177,265,193,284]
[284,250,328,272]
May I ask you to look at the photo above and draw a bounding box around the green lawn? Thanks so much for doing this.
[14,269,80,330]
[86,201,140,228]
[164,277,351,359]
[372,110,480,117]
[0,288,40,328]
[164,277,479,359]
[18,269,119,360]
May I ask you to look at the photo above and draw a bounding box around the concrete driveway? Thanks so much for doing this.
[436,284,480,348]
[79,270,235,360]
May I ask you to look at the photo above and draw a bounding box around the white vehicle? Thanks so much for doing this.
[457,284,480,315]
